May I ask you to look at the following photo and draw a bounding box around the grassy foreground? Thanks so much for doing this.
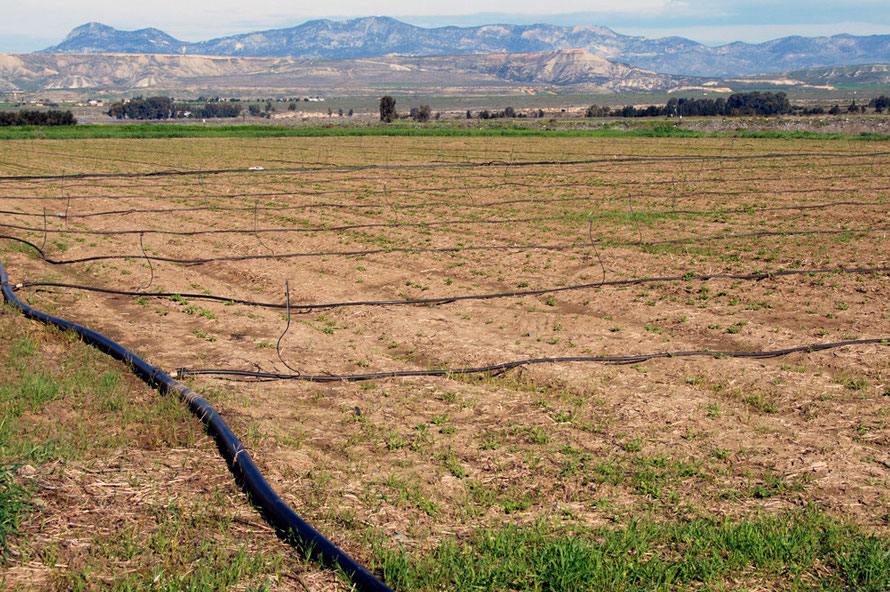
[1,274,888,590]
[0,299,311,590]
[374,510,890,591]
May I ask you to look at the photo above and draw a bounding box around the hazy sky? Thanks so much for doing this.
[2,0,889,52]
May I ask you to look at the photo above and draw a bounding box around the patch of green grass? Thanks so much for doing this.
[0,465,29,559]
[6,122,886,142]
[372,507,890,591]
[0,372,62,425]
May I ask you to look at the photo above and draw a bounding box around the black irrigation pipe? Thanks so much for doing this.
[0,215,561,237]
[0,260,394,592]
[638,225,890,246]
[2,222,888,267]
[3,176,886,219]
[4,166,886,203]
[15,266,890,313]
[2,193,885,236]
[0,233,585,265]
[2,150,888,182]
[19,161,872,198]
[12,189,884,237]
[174,338,890,383]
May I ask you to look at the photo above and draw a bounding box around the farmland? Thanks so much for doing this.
[1,133,889,590]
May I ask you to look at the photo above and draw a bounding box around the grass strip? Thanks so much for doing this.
[0,465,29,560]
[372,507,890,591]
[0,123,887,141]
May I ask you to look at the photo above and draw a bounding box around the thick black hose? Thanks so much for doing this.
[0,260,393,592]
[175,338,890,382]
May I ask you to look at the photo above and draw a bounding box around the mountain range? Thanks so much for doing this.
[0,49,700,94]
[41,18,890,78]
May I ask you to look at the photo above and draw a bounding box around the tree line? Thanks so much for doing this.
[587,92,793,118]
[107,96,242,120]
[0,109,77,126]
[869,95,890,112]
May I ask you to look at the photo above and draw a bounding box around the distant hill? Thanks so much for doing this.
[40,17,890,78]
[0,50,698,93]
[49,22,184,55]
[782,63,890,86]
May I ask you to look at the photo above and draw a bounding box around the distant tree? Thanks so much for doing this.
[828,104,841,115]
[179,102,242,119]
[379,95,397,123]
[288,102,296,111]
[338,108,344,117]
[410,104,431,122]
[106,96,173,120]
[847,100,859,113]
[248,104,262,116]
[479,109,491,120]
[348,108,354,117]
[0,109,76,126]
[585,104,611,117]
[868,95,889,112]
[466,110,473,119]
[503,106,516,118]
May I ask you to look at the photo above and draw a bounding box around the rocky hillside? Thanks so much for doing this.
[781,63,890,86]
[0,50,699,93]
[41,18,890,78]
[48,22,184,55]
[473,49,679,89]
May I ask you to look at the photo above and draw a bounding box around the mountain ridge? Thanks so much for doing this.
[41,17,890,78]
[0,49,696,93]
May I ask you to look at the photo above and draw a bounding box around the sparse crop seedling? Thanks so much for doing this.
[3,131,888,592]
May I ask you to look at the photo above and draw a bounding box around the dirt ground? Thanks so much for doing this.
[1,135,888,576]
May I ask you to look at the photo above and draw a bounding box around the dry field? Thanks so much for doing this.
[1,134,889,590]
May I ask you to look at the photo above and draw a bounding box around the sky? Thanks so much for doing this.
[2,0,889,52]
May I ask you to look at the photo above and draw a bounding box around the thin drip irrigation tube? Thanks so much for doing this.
[4,169,886,204]
[0,234,586,265]
[0,214,560,237]
[2,193,884,223]
[0,259,394,592]
[174,338,890,383]
[15,266,890,312]
[2,223,888,267]
[2,150,887,182]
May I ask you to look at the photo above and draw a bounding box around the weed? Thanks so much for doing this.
[0,465,29,558]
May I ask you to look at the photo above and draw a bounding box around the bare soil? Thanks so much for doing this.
[1,135,888,573]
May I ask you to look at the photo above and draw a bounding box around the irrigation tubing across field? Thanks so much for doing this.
[3,168,885,203]
[0,215,564,237]
[2,149,888,182]
[1,198,887,239]
[173,337,890,383]
[1,223,887,267]
[0,259,394,592]
[13,265,890,312]
[2,180,886,222]
[3,198,885,224]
